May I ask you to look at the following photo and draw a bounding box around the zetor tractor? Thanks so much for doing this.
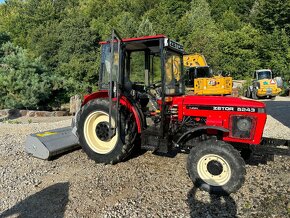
[73,31,267,195]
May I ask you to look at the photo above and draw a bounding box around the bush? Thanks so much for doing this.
[0,42,53,109]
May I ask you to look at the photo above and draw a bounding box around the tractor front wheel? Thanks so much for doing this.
[187,139,245,195]
[77,98,137,164]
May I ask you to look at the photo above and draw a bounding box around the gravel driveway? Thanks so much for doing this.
[0,97,290,218]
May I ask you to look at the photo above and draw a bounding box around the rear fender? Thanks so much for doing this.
[82,90,109,106]
[81,91,143,133]
[119,97,144,133]
[176,126,229,144]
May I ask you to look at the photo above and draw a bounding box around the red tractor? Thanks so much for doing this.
[72,31,267,195]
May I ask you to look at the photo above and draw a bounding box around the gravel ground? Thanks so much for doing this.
[0,98,290,218]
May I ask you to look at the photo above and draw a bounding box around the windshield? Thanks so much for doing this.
[257,71,271,80]
[99,44,119,89]
[184,66,211,87]
[196,67,211,78]
[187,66,211,78]
[165,50,184,95]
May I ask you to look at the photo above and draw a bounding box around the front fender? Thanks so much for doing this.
[176,126,229,144]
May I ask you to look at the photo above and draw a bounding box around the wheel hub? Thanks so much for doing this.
[197,154,231,186]
[207,160,223,176]
[95,121,110,141]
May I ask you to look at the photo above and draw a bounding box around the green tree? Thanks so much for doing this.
[250,0,290,35]
[0,32,10,58]
[257,29,290,77]
[176,0,220,68]
[217,25,261,79]
[144,0,189,38]
[0,42,53,109]
[137,17,155,36]
[208,0,255,21]
[220,9,243,31]
[0,0,289,109]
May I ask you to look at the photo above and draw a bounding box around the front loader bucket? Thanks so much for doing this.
[25,127,80,160]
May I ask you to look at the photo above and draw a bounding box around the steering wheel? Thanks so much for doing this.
[147,81,162,89]
[146,81,162,99]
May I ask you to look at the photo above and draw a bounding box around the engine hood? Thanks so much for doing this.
[180,96,265,108]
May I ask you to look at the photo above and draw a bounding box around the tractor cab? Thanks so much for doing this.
[95,31,185,152]
[99,33,185,97]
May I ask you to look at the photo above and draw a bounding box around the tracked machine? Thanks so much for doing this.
[26,31,289,195]
[183,53,232,95]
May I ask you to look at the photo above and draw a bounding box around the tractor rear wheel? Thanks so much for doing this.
[77,98,137,164]
[187,139,245,195]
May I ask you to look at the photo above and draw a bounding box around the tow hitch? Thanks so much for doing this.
[254,137,290,156]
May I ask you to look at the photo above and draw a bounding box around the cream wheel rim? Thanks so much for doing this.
[84,111,118,154]
[197,154,231,186]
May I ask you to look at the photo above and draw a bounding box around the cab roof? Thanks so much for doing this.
[256,69,272,72]
[99,34,167,45]
[100,34,168,53]
[99,34,185,54]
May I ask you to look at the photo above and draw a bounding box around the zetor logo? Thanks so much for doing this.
[237,107,256,112]
[213,106,256,112]
[213,106,234,111]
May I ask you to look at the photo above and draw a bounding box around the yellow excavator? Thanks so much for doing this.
[183,53,232,95]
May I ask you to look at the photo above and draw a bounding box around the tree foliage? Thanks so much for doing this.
[0,0,289,109]
[0,42,53,109]
[250,0,290,35]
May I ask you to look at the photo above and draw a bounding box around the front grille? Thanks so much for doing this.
[170,105,178,119]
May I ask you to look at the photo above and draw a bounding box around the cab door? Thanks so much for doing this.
[108,30,123,135]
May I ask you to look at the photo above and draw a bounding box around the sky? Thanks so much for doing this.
[0,0,5,3]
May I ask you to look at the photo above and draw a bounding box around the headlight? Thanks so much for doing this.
[230,116,256,139]
[237,118,251,131]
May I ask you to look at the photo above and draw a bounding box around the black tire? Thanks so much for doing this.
[187,139,246,195]
[252,89,258,99]
[247,88,252,98]
[77,98,137,164]
[245,88,252,98]
[244,88,249,98]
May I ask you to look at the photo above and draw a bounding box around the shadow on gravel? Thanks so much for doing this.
[0,182,69,218]
[262,101,290,128]
[187,187,237,218]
